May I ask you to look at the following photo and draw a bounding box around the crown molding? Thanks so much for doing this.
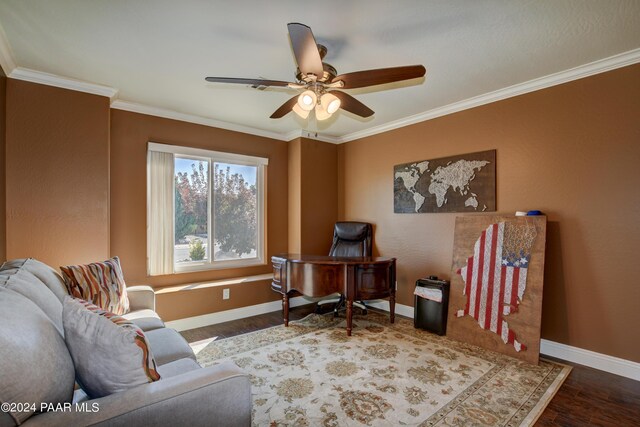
[111,100,297,142]
[2,42,637,144]
[284,129,304,141]
[9,67,119,100]
[108,48,640,145]
[300,131,341,144]
[0,23,16,75]
[336,47,640,143]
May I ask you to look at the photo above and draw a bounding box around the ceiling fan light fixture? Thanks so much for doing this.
[206,24,424,122]
[321,93,341,114]
[292,102,310,119]
[315,103,332,121]
[298,90,317,111]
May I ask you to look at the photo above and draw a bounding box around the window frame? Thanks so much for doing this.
[148,142,268,274]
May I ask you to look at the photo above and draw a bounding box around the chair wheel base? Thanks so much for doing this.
[318,297,368,317]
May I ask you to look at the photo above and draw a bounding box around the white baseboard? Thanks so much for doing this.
[365,299,415,319]
[169,296,639,381]
[366,300,639,381]
[165,295,312,331]
[367,300,640,381]
[540,339,640,381]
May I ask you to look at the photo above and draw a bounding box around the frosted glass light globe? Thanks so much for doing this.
[320,93,341,114]
[297,90,317,111]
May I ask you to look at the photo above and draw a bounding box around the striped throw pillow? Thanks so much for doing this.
[63,297,160,398]
[60,256,130,315]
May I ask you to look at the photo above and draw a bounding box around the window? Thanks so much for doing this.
[147,143,267,275]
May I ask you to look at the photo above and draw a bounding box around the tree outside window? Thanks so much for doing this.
[174,158,257,264]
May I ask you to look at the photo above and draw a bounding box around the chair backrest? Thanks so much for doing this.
[328,222,373,257]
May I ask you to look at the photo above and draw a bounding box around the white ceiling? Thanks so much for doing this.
[0,0,639,141]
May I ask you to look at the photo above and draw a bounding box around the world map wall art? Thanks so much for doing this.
[394,149,496,213]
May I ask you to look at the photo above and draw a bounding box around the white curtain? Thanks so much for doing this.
[147,150,174,275]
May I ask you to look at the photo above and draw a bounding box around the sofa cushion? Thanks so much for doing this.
[0,268,64,335]
[156,358,202,378]
[0,288,75,425]
[1,258,69,303]
[63,297,161,399]
[122,309,165,331]
[60,256,130,315]
[145,327,197,365]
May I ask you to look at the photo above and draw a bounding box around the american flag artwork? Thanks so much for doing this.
[456,221,537,352]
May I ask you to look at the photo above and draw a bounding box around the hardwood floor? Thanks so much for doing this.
[180,305,640,427]
[535,356,640,426]
[180,303,318,343]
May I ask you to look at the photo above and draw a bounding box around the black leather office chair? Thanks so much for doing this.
[317,221,372,315]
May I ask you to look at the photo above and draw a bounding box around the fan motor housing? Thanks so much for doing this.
[297,62,336,83]
[296,44,337,83]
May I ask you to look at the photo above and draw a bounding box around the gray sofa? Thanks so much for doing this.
[0,258,251,427]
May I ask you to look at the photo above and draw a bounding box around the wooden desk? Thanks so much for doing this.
[271,254,396,336]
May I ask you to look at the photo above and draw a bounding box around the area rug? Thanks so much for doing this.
[192,312,570,426]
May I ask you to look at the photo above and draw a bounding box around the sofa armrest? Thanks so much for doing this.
[24,361,251,427]
[127,285,156,311]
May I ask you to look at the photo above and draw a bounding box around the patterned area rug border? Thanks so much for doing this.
[194,312,571,426]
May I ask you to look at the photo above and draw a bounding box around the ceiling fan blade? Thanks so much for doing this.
[205,77,291,87]
[270,95,299,119]
[333,65,426,89]
[331,91,374,118]
[287,23,324,78]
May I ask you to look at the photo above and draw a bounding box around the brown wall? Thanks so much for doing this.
[338,64,640,362]
[288,137,339,255]
[5,80,110,268]
[0,67,6,262]
[288,138,302,253]
[299,138,338,254]
[4,66,638,362]
[156,279,275,322]
[109,110,288,319]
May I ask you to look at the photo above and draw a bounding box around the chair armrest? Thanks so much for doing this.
[127,285,156,311]
[24,361,251,427]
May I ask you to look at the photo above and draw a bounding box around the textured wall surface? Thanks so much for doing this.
[288,138,338,255]
[156,279,275,322]
[288,138,301,253]
[5,80,110,267]
[4,63,639,363]
[299,138,338,255]
[109,109,288,319]
[338,64,640,362]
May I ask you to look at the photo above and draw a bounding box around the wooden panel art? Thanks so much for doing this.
[447,215,546,364]
[394,149,495,213]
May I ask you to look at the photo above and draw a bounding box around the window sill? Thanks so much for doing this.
[154,273,272,295]
[173,258,266,274]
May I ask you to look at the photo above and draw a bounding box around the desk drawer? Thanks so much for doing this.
[355,264,392,300]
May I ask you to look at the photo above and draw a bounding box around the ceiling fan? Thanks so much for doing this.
[205,23,426,121]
